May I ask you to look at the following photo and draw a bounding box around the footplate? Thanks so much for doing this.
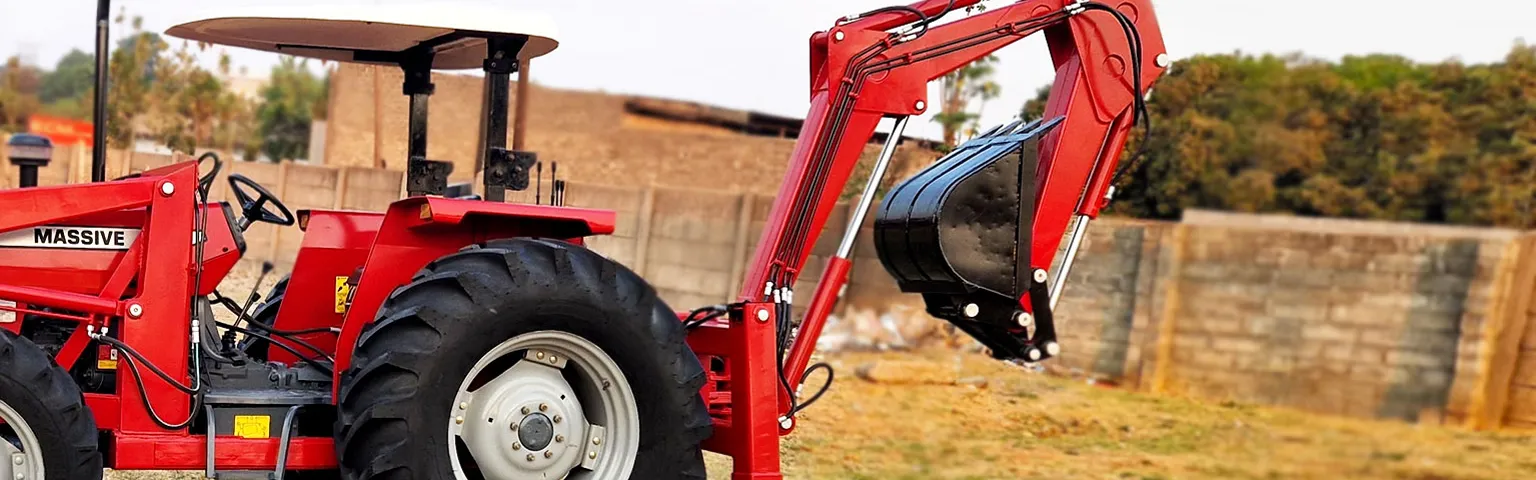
[873,117,1063,361]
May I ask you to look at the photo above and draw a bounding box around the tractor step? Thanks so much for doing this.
[203,405,303,480]
[206,472,279,480]
[873,117,1065,361]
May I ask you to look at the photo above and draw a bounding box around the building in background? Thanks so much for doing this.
[326,64,940,195]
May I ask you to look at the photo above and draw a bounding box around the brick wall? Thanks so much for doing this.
[834,207,1532,428]
[1030,211,1525,426]
[323,64,938,195]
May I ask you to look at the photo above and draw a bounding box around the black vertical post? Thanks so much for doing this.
[480,38,519,202]
[402,48,451,197]
[407,93,429,161]
[18,167,39,188]
[549,161,558,205]
[91,0,110,182]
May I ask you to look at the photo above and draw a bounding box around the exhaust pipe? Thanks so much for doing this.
[91,0,110,182]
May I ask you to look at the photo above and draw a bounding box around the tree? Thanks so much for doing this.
[39,50,94,105]
[149,44,236,153]
[934,55,1001,147]
[256,56,327,161]
[105,16,167,148]
[1020,42,1536,229]
[0,56,43,132]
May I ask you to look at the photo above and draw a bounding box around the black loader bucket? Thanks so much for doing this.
[873,117,1063,362]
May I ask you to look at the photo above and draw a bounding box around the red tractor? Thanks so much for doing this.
[0,0,1166,478]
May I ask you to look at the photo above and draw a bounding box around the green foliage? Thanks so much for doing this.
[256,56,327,161]
[151,46,252,155]
[105,25,167,148]
[936,55,1001,147]
[0,11,284,158]
[1023,44,1536,228]
[39,49,94,106]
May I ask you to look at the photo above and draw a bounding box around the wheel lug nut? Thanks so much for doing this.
[555,435,565,443]
[512,442,521,450]
[510,423,519,431]
[526,453,536,462]
[544,451,554,459]
[521,406,531,415]
[553,415,562,424]
[539,403,549,412]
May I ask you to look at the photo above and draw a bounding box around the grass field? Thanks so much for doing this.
[105,262,1535,479]
[724,350,1535,479]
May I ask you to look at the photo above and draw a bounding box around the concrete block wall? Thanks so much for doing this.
[1049,220,1172,389]
[912,209,1531,427]
[1160,226,1501,421]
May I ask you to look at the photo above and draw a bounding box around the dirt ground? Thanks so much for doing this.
[718,350,1535,480]
[107,261,1536,479]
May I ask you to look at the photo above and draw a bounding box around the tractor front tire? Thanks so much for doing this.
[335,239,711,480]
[0,331,103,479]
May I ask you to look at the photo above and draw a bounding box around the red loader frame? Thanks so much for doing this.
[691,0,1166,477]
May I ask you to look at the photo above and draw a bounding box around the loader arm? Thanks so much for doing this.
[695,2,1167,476]
[744,0,1166,377]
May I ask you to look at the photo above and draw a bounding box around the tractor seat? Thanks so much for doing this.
[165,4,559,70]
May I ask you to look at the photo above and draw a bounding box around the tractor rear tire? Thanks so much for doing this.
[334,238,711,480]
[0,331,103,479]
[240,275,290,361]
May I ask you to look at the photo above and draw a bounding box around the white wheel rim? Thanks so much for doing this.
[0,399,45,480]
[448,330,640,480]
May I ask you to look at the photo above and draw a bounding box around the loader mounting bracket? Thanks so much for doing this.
[484,148,538,192]
[405,157,453,197]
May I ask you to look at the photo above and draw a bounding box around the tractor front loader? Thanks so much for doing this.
[0,0,1165,479]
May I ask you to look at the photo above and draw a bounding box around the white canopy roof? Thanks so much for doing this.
[165,4,559,70]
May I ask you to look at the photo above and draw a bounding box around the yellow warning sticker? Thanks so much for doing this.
[97,348,118,370]
[335,276,352,313]
[233,415,271,439]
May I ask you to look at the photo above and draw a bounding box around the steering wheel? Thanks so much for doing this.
[196,152,223,196]
[227,174,296,228]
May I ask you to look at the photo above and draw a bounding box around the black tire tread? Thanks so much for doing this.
[0,330,103,479]
[335,238,710,479]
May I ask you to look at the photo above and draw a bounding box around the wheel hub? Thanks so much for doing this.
[0,400,44,480]
[448,332,639,480]
[517,413,555,451]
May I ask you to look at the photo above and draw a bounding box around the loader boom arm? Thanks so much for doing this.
[702,2,1167,475]
[737,0,1167,395]
[743,0,1166,303]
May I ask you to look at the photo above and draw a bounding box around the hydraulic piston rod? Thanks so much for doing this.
[836,116,909,258]
[1050,214,1091,310]
[787,116,908,388]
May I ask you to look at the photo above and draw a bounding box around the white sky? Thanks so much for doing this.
[2,0,1531,140]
